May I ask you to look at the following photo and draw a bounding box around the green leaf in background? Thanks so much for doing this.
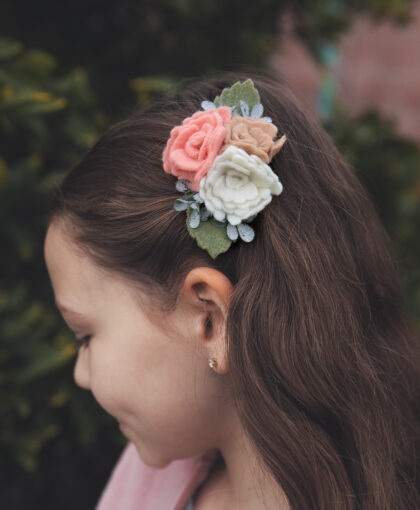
[129,74,181,106]
[11,48,58,80]
[15,343,76,385]
[0,36,24,60]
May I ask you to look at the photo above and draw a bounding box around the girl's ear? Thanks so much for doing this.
[180,267,233,374]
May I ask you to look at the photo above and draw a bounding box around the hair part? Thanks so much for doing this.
[46,71,420,509]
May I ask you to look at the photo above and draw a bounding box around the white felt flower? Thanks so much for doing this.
[199,145,283,226]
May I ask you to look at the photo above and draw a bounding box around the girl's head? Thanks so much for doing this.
[44,71,419,509]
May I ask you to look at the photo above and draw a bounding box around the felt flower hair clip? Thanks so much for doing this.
[162,79,287,259]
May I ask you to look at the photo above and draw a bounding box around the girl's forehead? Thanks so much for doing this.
[44,222,152,323]
[44,224,108,313]
[44,223,82,272]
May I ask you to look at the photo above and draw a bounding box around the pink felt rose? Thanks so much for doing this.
[162,106,231,191]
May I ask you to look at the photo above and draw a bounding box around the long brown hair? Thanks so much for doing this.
[45,71,420,509]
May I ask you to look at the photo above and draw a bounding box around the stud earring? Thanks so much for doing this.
[208,357,218,370]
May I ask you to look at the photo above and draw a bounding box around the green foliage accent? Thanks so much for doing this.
[213,78,260,111]
[186,207,232,258]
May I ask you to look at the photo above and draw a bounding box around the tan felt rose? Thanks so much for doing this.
[221,116,287,164]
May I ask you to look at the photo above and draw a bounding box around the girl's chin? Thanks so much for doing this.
[119,421,130,435]
[117,421,131,441]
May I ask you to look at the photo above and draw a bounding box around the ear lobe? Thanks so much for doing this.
[204,310,229,374]
[180,267,232,374]
[198,292,230,375]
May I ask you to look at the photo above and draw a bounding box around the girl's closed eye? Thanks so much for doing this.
[75,335,91,350]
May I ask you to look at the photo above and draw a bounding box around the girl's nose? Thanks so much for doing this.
[73,349,90,390]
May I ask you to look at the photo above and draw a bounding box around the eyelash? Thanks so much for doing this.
[75,335,91,350]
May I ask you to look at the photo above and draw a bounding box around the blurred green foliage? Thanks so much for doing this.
[0,0,419,508]
[0,36,126,509]
[0,0,415,118]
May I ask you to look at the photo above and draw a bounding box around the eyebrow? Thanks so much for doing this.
[55,299,85,317]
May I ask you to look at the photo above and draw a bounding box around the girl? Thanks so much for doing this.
[43,72,420,509]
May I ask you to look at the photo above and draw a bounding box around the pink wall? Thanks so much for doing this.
[269,2,420,143]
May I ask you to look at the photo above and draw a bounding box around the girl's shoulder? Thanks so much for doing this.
[94,442,220,510]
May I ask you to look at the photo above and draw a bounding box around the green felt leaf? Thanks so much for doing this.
[186,207,232,259]
[213,79,260,113]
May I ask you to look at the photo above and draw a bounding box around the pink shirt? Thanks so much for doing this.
[95,442,220,510]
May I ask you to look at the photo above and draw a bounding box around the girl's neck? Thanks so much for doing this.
[192,454,290,510]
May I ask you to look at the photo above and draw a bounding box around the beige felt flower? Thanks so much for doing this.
[221,115,286,164]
